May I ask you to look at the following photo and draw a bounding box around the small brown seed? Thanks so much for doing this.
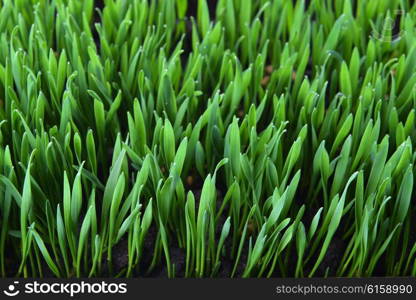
[186,175,194,186]
[261,75,270,86]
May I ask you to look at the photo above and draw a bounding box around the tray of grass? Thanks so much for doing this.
[0,0,415,279]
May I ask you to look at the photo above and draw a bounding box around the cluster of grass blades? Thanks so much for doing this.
[0,0,416,278]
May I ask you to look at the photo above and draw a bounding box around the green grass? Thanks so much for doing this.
[0,0,416,278]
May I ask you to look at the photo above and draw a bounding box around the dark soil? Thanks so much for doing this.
[111,238,129,273]
[315,236,345,277]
